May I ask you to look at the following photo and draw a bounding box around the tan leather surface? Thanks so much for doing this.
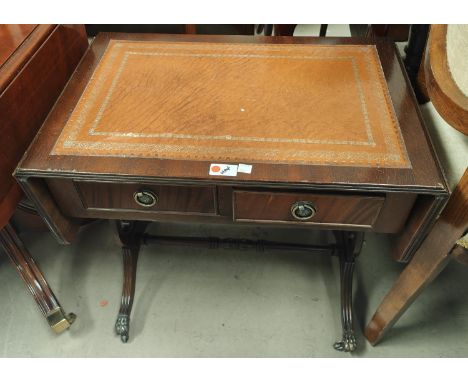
[52,40,410,168]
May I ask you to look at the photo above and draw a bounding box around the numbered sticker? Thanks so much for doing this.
[209,164,238,176]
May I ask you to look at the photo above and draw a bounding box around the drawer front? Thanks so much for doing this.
[233,190,385,227]
[76,181,217,215]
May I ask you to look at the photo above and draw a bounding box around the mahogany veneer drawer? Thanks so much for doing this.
[74,181,217,215]
[233,190,385,227]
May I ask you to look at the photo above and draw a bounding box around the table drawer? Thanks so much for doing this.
[75,181,217,215]
[233,190,385,227]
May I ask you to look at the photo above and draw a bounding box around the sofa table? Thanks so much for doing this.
[15,33,448,351]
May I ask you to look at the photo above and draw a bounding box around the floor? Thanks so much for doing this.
[1,220,468,357]
[1,25,467,357]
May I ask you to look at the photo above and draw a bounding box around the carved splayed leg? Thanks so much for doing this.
[114,220,148,343]
[333,231,363,352]
[333,258,357,352]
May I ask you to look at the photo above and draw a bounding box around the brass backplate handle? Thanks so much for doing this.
[291,201,316,221]
[133,190,158,207]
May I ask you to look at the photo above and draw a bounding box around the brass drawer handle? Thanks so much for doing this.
[291,201,316,221]
[133,190,158,207]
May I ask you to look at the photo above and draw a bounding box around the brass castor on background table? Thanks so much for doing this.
[0,223,76,334]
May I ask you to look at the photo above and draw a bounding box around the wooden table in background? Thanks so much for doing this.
[0,24,88,333]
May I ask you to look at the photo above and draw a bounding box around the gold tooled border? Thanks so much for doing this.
[53,40,410,168]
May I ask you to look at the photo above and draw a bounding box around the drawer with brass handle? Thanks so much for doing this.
[73,181,217,215]
[233,190,385,228]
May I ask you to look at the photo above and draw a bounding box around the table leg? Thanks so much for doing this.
[365,170,467,345]
[333,231,363,352]
[0,223,75,333]
[114,220,148,343]
[364,236,456,345]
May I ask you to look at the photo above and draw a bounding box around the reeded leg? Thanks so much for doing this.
[0,223,75,333]
[114,220,148,343]
[333,231,363,352]
[333,255,357,352]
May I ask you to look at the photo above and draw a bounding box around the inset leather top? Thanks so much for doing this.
[52,40,409,168]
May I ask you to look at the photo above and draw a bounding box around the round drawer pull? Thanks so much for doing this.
[291,201,316,221]
[133,190,158,207]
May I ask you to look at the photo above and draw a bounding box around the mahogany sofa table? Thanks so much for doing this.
[15,33,448,351]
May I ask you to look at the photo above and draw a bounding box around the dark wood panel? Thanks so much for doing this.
[350,25,410,42]
[85,24,255,37]
[52,207,231,225]
[62,181,217,215]
[0,24,88,228]
[217,186,234,216]
[233,190,385,228]
[47,178,228,224]
[372,193,417,233]
[44,179,416,235]
[0,24,36,68]
[390,194,447,262]
[0,25,54,92]
[17,178,79,244]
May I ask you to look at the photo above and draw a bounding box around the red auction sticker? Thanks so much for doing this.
[209,163,238,176]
